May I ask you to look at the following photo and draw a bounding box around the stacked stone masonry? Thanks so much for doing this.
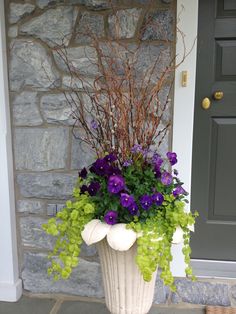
[6,0,236,307]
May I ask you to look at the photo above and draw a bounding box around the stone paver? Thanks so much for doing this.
[57,300,205,314]
[0,296,55,314]
[0,295,205,314]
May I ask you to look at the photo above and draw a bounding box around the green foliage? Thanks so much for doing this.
[42,182,94,280]
[128,199,198,291]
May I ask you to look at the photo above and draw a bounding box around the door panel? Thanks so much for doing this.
[191,0,236,260]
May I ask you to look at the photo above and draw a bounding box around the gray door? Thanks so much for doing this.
[191,0,236,260]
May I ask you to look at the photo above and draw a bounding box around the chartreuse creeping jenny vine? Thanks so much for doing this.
[43,150,198,291]
[43,183,95,281]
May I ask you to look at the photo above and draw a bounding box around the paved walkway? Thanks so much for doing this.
[0,294,205,314]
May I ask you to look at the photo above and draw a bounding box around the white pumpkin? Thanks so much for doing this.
[107,223,137,251]
[81,219,111,246]
[172,226,184,244]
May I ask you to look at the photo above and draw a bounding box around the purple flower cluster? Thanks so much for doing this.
[89,154,118,177]
[78,148,187,226]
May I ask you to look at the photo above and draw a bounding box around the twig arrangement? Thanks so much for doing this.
[52,5,191,164]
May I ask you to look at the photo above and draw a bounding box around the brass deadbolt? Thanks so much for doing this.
[202,97,211,110]
[213,91,224,100]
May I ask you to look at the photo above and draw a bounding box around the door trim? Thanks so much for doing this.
[171,0,198,277]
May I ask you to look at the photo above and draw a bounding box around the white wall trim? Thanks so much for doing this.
[0,0,22,301]
[171,0,198,277]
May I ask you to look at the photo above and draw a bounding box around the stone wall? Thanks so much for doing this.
[6,0,236,308]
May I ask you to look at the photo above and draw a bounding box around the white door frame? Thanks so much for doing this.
[171,0,198,276]
[0,0,22,301]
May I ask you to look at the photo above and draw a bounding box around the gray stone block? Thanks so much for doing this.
[153,277,170,304]
[17,173,77,199]
[108,8,142,39]
[62,75,95,90]
[17,199,46,214]
[172,279,231,306]
[142,10,174,41]
[9,3,35,24]
[14,127,69,171]
[134,44,171,84]
[47,203,65,216]
[20,7,78,47]
[98,42,170,84]
[71,133,95,170]
[53,46,98,76]
[75,11,105,44]
[68,0,113,10]
[9,38,60,91]
[80,242,98,259]
[12,91,43,126]
[20,216,55,250]
[8,25,18,38]
[231,285,236,301]
[36,0,65,9]
[22,251,104,297]
[40,93,74,125]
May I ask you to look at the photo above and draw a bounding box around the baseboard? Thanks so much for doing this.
[0,278,22,302]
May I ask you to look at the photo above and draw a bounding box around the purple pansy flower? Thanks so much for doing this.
[88,182,100,196]
[90,119,98,129]
[166,152,177,166]
[104,153,117,163]
[152,153,163,168]
[173,185,186,197]
[152,192,164,206]
[154,165,162,178]
[108,175,125,194]
[120,193,135,208]
[131,144,143,154]
[161,171,173,185]
[107,166,122,176]
[128,202,139,216]
[104,210,118,225]
[80,185,88,194]
[140,195,153,210]
[123,159,133,167]
[79,167,87,179]
[90,158,109,176]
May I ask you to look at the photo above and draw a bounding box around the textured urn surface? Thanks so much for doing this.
[97,239,157,314]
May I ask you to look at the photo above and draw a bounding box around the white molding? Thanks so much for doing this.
[0,0,22,301]
[0,280,22,302]
[171,0,199,276]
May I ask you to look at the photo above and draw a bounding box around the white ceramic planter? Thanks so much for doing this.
[97,239,157,314]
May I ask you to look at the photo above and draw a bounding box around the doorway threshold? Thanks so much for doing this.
[191,259,236,279]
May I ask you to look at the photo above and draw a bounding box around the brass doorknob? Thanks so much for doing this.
[202,97,211,110]
[213,91,224,100]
